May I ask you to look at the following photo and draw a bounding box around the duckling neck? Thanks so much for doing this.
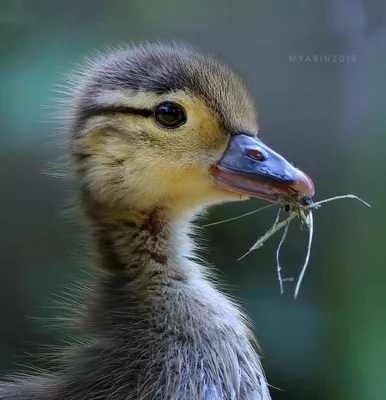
[83,192,196,282]
[76,194,269,398]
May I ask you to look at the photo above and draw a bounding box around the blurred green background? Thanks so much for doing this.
[1,0,386,399]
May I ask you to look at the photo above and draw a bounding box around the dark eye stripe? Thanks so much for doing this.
[80,105,154,120]
[74,104,154,132]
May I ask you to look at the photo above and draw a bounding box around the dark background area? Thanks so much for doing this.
[1,1,386,399]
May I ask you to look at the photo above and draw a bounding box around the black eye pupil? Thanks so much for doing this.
[154,102,186,128]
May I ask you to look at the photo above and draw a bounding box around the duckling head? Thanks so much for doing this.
[68,43,314,221]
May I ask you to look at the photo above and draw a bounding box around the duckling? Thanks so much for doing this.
[0,43,314,400]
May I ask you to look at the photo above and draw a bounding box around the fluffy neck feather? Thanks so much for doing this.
[0,189,270,399]
[69,189,270,399]
[82,186,201,280]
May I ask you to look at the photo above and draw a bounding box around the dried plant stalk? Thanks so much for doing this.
[238,209,298,261]
[204,193,370,297]
[202,202,278,228]
[294,210,313,298]
[276,219,291,294]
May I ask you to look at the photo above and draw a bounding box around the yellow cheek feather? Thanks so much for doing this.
[76,91,232,212]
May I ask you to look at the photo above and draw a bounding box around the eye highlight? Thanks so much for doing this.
[154,102,187,129]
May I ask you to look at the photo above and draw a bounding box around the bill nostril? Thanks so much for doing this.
[248,149,264,161]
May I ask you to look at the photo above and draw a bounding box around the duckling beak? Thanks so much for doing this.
[211,134,314,202]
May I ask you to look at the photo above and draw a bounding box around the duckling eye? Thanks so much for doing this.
[154,102,187,129]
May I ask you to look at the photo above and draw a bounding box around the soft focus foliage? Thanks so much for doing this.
[1,1,386,399]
